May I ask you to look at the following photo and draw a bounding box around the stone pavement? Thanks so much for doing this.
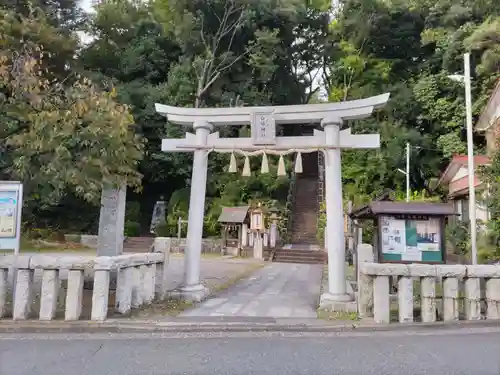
[181,263,323,318]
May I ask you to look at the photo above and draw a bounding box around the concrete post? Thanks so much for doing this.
[485,278,500,320]
[181,120,212,300]
[91,270,110,321]
[39,270,60,321]
[0,268,8,318]
[321,118,350,302]
[116,267,133,314]
[65,270,84,320]
[398,276,413,323]
[13,269,33,320]
[373,275,390,324]
[443,277,460,321]
[97,185,127,256]
[421,277,436,322]
[465,278,481,320]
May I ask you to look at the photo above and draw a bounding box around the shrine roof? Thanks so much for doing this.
[351,201,456,219]
[218,206,250,223]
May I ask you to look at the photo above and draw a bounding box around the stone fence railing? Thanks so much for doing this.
[358,262,500,324]
[0,252,169,322]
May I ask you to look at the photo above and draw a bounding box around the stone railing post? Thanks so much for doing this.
[12,256,33,321]
[486,277,500,320]
[131,266,144,308]
[357,244,375,318]
[65,269,85,320]
[0,266,7,318]
[373,275,390,324]
[91,269,111,321]
[0,257,15,319]
[116,266,134,315]
[397,269,413,323]
[464,266,483,321]
[439,265,466,322]
[39,269,60,321]
[408,264,437,323]
[143,264,155,304]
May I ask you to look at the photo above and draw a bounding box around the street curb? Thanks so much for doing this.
[0,319,499,334]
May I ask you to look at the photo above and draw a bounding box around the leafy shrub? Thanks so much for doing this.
[124,221,141,237]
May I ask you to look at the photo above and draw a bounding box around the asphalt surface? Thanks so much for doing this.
[1,327,500,374]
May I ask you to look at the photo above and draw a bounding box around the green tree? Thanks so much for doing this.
[0,9,143,213]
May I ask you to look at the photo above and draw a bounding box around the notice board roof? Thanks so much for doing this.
[350,201,456,219]
[217,206,250,223]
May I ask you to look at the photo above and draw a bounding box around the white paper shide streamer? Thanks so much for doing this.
[228,152,237,173]
[260,153,269,174]
[242,155,251,177]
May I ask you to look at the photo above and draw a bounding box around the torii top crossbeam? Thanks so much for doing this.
[156,93,390,152]
[155,93,390,126]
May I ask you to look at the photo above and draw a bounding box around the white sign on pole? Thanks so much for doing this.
[0,182,23,255]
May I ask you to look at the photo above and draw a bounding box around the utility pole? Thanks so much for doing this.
[447,53,477,264]
[397,143,410,202]
[464,53,478,265]
[406,142,410,202]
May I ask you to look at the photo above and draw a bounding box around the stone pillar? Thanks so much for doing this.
[263,232,269,247]
[181,120,212,302]
[321,118,350,302]
[357,244,375,318]
[242,224,248,247]
[97,185,127,256]
[39,270,60,321]
[270,221,277,248]
[249,231,254,247]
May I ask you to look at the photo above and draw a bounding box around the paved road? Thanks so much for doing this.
[181,263,323,318]
[1,328,500,374]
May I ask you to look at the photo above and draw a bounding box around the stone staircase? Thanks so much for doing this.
[290,152,319,245]
[123,236,154,253]
[273,248,327,264]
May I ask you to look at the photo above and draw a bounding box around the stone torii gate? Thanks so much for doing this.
[157,93,390,306]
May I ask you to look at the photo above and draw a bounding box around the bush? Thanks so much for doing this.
[124,221,141,237]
